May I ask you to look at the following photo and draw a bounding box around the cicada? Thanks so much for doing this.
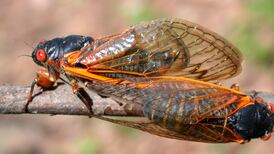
[28,18,273,143]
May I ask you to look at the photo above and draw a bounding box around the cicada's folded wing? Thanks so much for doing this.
[87,77,249,123]
[86,77,251,143]
[96,116,223,143]
[134,18,243,81]
[81,18,242,81]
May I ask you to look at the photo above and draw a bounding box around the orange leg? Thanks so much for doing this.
[27,69,93,115]
[26,69,58,111]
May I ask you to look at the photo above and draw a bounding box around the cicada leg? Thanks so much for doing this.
[70,80,93,116]
[26,69,59,112]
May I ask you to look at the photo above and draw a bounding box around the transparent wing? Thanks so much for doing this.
[87,77,248,124]
[87,77,247,143]
[96,116,241,143]
[135,18,242,81]
[89,18,242,81]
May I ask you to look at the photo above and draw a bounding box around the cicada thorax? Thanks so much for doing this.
[28,35,94,112]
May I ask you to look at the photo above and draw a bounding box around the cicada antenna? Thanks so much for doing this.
[16,55,32,63]
[17,41,34,59]
[17,54,32,58]
[24,41,35,49]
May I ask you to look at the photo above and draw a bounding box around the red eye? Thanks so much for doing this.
[36,49,47,62]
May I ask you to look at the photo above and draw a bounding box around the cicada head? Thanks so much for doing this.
[32,35,93,67]
[229,97,273,142]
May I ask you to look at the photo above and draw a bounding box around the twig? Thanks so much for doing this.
[0,84,129,116]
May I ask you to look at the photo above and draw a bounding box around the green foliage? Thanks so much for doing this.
[106,117,138,137]
[231,0,274,68]
[209,145,227,154]
[119,1,161,24]
[114,125,138,138]
[124,6,159,24]
[249,0,274,27]
[232,24,271,66]
[77,138,100,154]
[209,144,251,154]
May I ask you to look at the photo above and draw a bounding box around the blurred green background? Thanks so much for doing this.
[0,0,273,154]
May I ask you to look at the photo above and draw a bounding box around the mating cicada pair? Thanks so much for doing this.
[28,18,273,143]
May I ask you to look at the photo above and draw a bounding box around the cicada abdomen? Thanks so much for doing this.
[86,77,273,143]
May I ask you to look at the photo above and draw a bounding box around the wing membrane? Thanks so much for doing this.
[87,18,242,81]
[86,76,249,124]
[96,116,240,143]
[86,77,248,143]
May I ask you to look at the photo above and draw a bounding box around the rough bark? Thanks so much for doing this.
[0,85,273,116]
[0,84,128,116]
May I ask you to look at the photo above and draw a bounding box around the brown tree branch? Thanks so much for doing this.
[0,85,273,116]
[0,84,129,116]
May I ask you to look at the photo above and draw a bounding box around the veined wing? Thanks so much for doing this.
[86,76,250,125]
[83,18,242,81]
[87,77,249,143]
